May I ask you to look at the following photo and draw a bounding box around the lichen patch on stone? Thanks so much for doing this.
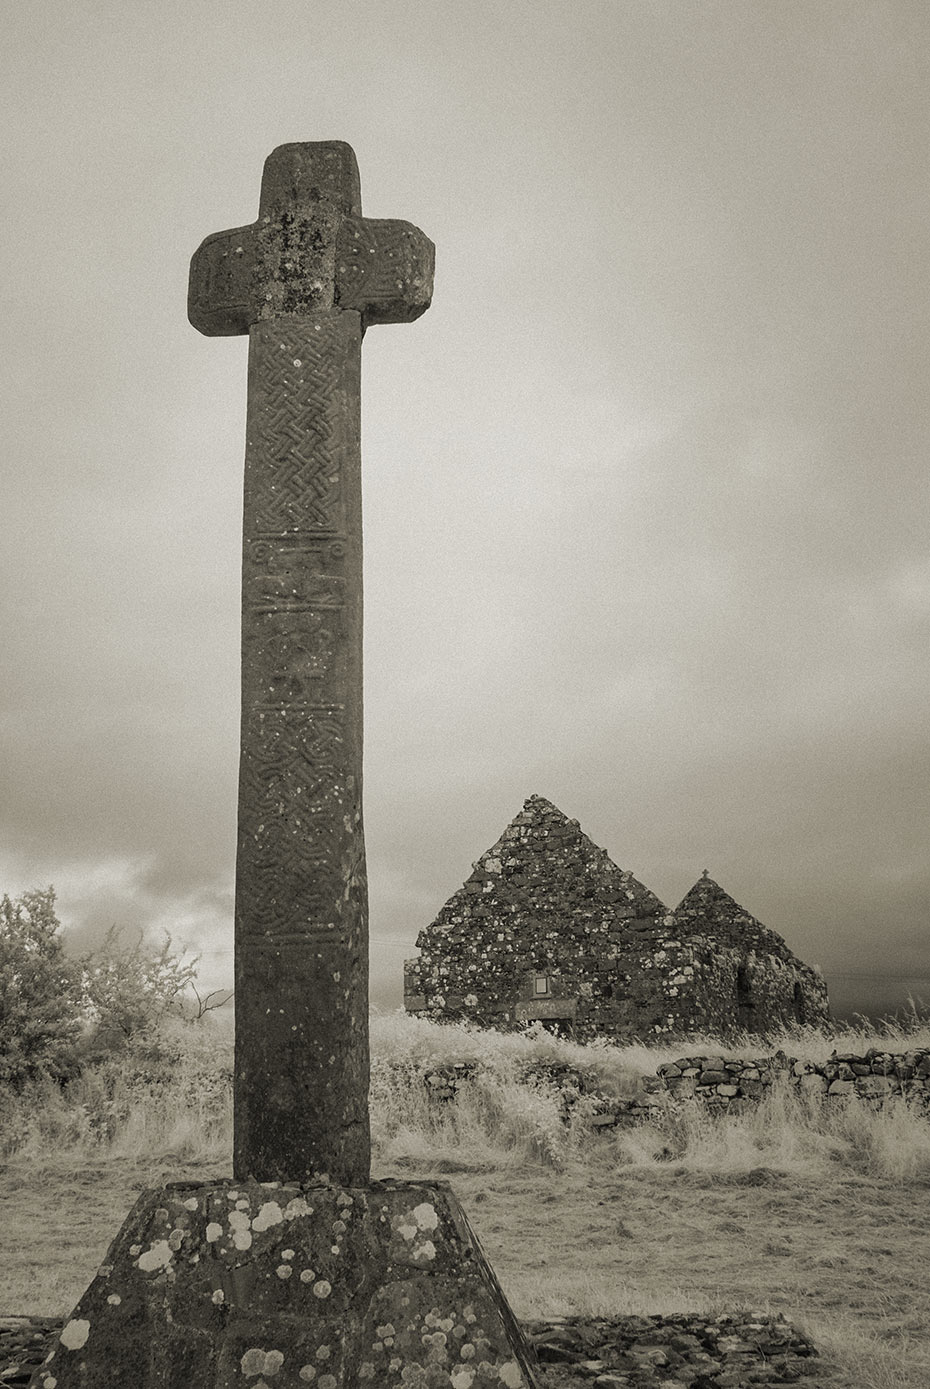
[241,1347,285,1378]
[60,1319,91,1351]
[252,1200,284,1231]
[285,1196,312,1220]
[412,1202,439,1230]
[137,1240,174,1273]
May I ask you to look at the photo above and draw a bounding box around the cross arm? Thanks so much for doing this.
[335,217,434,325]
[188,223,256,336]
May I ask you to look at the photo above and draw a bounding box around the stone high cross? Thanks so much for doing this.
[189,143,433,1185]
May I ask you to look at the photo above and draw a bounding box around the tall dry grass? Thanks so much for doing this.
[0,1015,232,1167]
[2,1008,929,1181]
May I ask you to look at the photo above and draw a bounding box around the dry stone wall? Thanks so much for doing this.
[416,1048,930,1128]
[405,796,828,1042]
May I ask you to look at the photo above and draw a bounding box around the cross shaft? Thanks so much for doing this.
[189,142,433,1183]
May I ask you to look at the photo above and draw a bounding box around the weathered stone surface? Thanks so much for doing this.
[189,142,433,1184]
[28,1179,538,1389]
[404,796,828,1042]
[8,1310,838,1389]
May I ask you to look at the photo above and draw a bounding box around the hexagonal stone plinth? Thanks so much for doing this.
[29,1179,538,1388]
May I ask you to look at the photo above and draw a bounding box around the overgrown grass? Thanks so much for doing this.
[605,1082,930,1182]
[0,1015,232,1167]
[2,1009,930,1181]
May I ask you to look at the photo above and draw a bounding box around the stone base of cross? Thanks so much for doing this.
[29,1178,537,1389]
[30,143,539,1387]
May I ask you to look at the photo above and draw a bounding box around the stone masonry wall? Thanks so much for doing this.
[405,796,670,1042]
[405,796,829,1042]
[420,1049,930,1128]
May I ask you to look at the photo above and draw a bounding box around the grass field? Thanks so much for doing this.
[2,1011,929,1388]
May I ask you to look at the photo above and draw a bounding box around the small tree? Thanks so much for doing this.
[79,925,200,1055]
[0,887,82,1087]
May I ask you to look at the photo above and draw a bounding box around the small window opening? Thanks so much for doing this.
[793,982,806,1025]
[737,964,753,1029]
[533,974,550,997]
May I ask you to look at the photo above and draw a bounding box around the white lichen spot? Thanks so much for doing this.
[184,1197,199,1211]
[375,1324,396,1339]
[299,1269,316,1283]
[451,1371,475,1389]
[129,1244,142,1256]
[235,1199,250,1211]
[281,1248,295,1260]
[460,1344,476,1361]
[312,1279,332,1299]
[397,1222,417,1242]
[212,1289,225,1305]
[358,1365,374,1382]
[227,1191,240,1201]
[241,1348,285,1378]
[299,1368,317,1382]
[233,1229,253,1251]
[413,1240,436,1262]
[206,1222,223,1243]
[293,359,302,368]
[412,1202,439,1231]
[498,1361,524,1387]
[138,1240,174,1273]
[285,1197,312,1220]
[106,1294,121,1306]
[42,1379,57,1389]
[252,1201,284,1232]
[276,1265,293,1279]
[60,1320,91,1351]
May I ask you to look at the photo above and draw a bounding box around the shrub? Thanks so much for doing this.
[78,925,200,1061]
[0,887,82,1087]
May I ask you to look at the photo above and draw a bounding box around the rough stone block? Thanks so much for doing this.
[856,1074,895,1099]
[698,1070,729,1086]
[30,1178,538,1389]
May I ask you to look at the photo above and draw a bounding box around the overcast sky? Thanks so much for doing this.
[1,1,927,1021]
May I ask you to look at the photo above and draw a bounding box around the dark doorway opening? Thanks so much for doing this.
[540,1018,574,1039]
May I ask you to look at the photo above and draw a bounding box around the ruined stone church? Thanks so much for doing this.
[403,795,829,1041]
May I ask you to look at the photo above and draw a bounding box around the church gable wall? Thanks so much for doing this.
[404,797,830,1041]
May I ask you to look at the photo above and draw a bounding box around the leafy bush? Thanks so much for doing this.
[78,925,200,1062]
[0,887,83,1087]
